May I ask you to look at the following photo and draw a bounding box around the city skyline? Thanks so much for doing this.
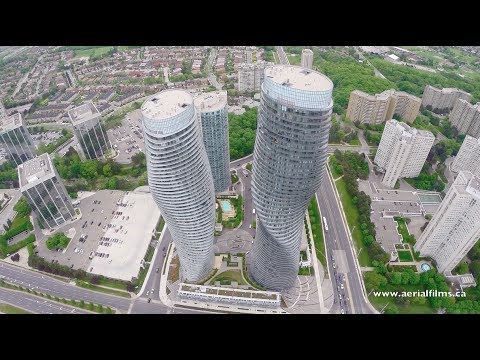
[1,45,480,315]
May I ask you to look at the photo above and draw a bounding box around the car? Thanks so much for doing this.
[341,308,345,314]
[151,288,155,293]
[90,221,94,225]
[146,291,150,296]
[340,284,344,290]
[156,268,159,273]
[333,263,336,269]
[162,247,166,251]
[147,298,151,303]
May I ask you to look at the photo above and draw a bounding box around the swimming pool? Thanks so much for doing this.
[219,200,233,212]
[421,263,431,272]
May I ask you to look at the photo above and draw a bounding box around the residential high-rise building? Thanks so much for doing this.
[415,171,480,274]
[68,102,112,160]
[374,119,434,188]
[251,65,333,290]
[346,89,421,124]
[449,99,480,137]
[301,49,313,69]
[451,135,480,177]
[237,62,266,93]
[194,91,231,193]
[141,89,215,283]
[0,113,36,166]
[18,153,75,229]
[421,85,471,114]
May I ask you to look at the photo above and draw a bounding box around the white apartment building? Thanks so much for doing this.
[421,85,471,114]
[301,49,313,69]
[451,135,480,177]
[449,99,480,138]
[237,62,265,93]
[415,171,480,274]
[374,119,434,188]
[346,89,421,124]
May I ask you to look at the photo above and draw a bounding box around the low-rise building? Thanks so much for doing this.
[178,283,281,308]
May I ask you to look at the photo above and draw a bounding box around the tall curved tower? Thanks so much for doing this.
[251,65,333,290]
[141,90,215,283]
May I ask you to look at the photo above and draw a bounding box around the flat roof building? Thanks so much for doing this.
[301,48,314,70]
[68,102,112,160]
[449,99,480,138]
[346,89,421,124]
[0,113,36,166]
[194,91,231,193]
[415,171,480,274]
[374,119,435,188]
[237,62,266,93]
[451,135,480,177]
[421,85,471,114]
[18,153,75,229]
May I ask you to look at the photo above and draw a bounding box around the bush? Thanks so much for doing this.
[46,232,70,250]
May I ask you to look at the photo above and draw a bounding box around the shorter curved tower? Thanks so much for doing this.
[141,90,215,283]
[194,90,231,193]
[251,65,333,290]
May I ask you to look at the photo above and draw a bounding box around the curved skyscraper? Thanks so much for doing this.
[194,91,231,193]
[141,90,215,283]
[251,65,333,291]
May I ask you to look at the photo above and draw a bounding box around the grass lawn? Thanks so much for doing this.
[76,281,131,298]
[308,196,326,269]
[347,138,361,146]
[75,46,113,58]
[0,302,31,314]
[398,250,414,262]
[98,278,128,291]
[368,294,435,314]
[287,54,300,65]
[334,177,371,266]
[211,270,247,286]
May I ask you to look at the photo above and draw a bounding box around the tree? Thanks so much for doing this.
[389,271,402,285]
[384,304,399,314]
[13,197,31,216]
[470,260,480,280]
[102,163,113,177]
[364,271,387,291]
[80,160,98,179]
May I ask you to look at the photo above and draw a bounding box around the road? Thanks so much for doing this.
[0,262,131,312]
[275,46,289,65]
[0,287,90,314]
[206,48,222,90]
[317,165,375,314]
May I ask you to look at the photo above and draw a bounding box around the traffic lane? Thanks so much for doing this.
[319,182,357,313]
[0,262,130,311]
[320,192,351,313]
[0,287,90,314]
[142,230,172,300]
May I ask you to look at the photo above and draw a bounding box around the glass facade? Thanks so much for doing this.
[0,125,36,166]
[142,90,216,283]
[74,117,111,160]
[251,66,333,291]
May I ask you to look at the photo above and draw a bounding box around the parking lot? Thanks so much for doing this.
[31,130,62,148]
[37,189,161,281]
[107,109,145,164]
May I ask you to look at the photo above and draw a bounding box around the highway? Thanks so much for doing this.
[0,287,90,314]
[0,262,131,312]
